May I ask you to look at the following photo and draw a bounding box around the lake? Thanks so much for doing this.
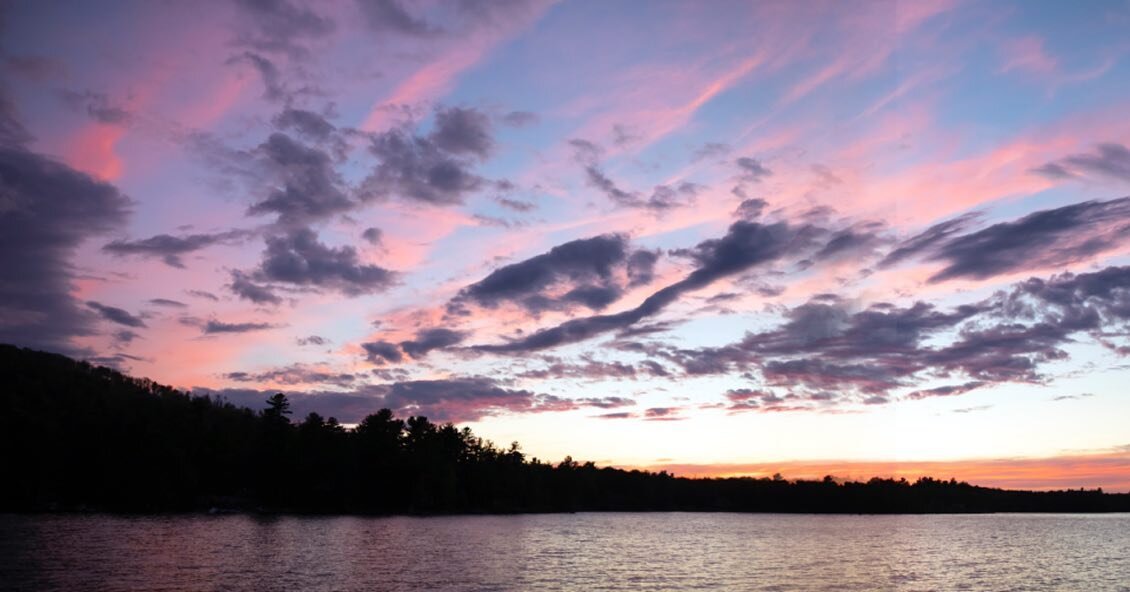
[1,513,1128,591]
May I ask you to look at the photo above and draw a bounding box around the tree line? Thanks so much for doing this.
[2,344,1127,514]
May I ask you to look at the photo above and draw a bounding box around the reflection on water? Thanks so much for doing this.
[1,512,1128,591]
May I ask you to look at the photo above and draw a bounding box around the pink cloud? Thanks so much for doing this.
[176,72,253,130]
[894,0,962,35]
[777,0,959,106]
[360,2,554,131]
[1000,35,1059,75]
[570,52,767,155]
[62,124,126,181]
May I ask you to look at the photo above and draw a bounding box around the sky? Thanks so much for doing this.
[2,0,1130,491]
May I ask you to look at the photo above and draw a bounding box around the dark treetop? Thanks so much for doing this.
[2,344,1127,514]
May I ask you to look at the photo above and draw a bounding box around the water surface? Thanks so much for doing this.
[2,513,1128,591]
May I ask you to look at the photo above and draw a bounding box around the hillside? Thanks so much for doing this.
[2,344,1127,514]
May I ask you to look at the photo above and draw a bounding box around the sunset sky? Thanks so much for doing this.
[3,0,1130,491]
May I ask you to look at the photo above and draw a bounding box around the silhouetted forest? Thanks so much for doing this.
[3,344,1127,515]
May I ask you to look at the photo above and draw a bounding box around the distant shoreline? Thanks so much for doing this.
[9,507,1130,519]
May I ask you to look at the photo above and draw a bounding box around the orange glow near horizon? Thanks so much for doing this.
[628,450,1130,493]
